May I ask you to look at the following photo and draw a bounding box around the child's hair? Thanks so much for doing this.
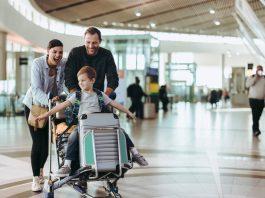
[77,66,97,79]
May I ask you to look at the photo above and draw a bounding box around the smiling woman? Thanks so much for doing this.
[22,39,66,192]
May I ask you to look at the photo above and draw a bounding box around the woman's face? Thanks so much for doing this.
[47,46,63,66]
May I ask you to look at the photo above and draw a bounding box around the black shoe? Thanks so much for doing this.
[253,131,261,137]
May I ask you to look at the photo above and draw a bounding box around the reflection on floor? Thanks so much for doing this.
[0,102,265,198]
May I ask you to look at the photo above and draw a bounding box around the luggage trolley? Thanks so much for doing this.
[44,100,133,198]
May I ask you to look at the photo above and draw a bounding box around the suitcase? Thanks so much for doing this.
[143,98,156,119]
[78,113,130,178]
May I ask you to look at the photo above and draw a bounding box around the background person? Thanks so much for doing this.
[246,65,265,137]
[127,77,147,119]
[23,39,66,192]
[159,85,169,112]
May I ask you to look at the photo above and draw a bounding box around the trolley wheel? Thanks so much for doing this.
[44,192,54,198]
[109,191,121,198]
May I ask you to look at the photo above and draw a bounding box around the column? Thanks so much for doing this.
[0,31,7,80]
[221,53,225,89]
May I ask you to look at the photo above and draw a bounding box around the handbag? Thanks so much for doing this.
[28,105,48,129]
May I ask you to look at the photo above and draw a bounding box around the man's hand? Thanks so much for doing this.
[105,87,113,96]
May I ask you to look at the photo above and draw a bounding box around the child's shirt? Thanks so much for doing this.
[67,91,112,115]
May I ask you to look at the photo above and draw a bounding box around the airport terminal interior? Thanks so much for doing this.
[0,0,265,197]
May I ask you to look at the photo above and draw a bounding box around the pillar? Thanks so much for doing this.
[0,31,7,80]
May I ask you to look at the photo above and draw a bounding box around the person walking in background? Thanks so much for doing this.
[64,26,119,96]
[159,85,169,112]
[246,65,265,137]
[23,39,66,192]
[208,89,218,108]
[127,77,147,119]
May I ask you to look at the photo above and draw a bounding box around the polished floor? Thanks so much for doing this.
[0,102,265,198]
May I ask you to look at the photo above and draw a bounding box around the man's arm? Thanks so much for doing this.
[105,52,119,95]
[65,49,79,92]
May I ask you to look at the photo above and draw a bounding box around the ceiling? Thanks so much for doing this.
[33,0,265,36]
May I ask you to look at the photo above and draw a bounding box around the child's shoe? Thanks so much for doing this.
[132,153,148,166]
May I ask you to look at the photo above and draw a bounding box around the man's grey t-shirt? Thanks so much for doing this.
[67,91,112,115]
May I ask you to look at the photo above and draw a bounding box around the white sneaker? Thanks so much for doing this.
[31,177,42,192]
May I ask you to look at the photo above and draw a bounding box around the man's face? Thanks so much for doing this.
[84,33,100,56]
[256,66,263,76]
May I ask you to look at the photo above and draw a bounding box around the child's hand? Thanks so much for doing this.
[52,96,60,102]
[127,112,136,120]
[36,114,47,122]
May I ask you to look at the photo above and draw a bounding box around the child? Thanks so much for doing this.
[36,66,148,177]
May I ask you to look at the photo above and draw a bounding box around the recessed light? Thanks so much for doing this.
[76,18,81,22]
[133,24,139,28]
[214,20,220,26]
[128,23,132,27]
[112,22,117,26]
[135,11,141,17]
[150,22,156,28]
[103,21,108,25]
[209,9,215,14]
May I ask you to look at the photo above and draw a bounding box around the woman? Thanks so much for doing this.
[23,39,65,192]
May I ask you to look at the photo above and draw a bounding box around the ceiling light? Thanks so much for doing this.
[133,24,139,28]
[214,20,221,26]
[76,18,81,22]
[209,9,215,14]
[103,21,108,25]
[112,22,117,26]
[150,22,156,28]
[135,11,141,17]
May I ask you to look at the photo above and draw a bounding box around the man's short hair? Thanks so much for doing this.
[84,27,102,41]
[257,65,263,70]
[77,66,97,79]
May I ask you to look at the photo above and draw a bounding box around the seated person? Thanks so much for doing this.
[36,66,148,177]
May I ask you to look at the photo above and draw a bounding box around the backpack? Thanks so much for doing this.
[65,88,110,127]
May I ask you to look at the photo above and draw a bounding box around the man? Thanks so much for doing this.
[246,65,265,137]
[127,77,147,119]
[65,27,119,95]
[159,85,169,112]
[64,27,119,190]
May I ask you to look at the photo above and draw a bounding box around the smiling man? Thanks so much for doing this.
[65,27,119,95]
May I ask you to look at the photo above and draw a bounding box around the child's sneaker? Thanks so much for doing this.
[31,177,42,192]
[132,153,148,166]
[54,165,71,177]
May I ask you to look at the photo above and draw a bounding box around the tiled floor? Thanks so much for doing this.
[0,102,265,198]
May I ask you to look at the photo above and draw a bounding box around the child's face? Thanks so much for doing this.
[78,73,95,91]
